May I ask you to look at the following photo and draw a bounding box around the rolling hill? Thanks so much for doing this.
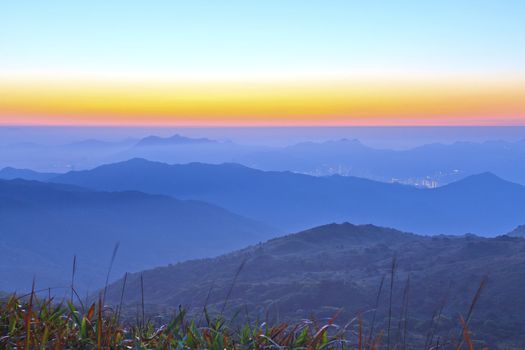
[105,222,525,348]
[0,179,275,292]
[52,158,525,235]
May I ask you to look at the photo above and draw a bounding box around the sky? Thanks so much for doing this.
[1,0,524,126]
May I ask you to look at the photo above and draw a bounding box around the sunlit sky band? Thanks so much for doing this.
[1,76,524,126]
[1,1,524,126]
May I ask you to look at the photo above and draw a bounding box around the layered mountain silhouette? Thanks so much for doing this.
[4,134,525,186]
[0,167,58,181]
[0,179,274,291]
[105,222,525,347]
[238,138,525,185]
[118,134,263,165]
[52,158,525,235]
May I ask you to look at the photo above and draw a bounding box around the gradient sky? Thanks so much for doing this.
[1,0,524,126]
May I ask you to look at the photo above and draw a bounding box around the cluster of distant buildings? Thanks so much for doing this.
[390,177,439,188]
[300,164,469,189]
[306,164,354,177]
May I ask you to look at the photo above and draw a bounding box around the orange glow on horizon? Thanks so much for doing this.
[0,78,524,126]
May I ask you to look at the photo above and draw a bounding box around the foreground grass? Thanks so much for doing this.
[1,292,486,350]
[1,257,488,349]
[0,294,365,350]
[1,253,489,349]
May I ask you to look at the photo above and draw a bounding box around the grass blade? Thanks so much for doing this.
[387,254,397,350]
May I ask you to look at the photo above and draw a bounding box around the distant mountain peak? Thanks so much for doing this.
[451,172,509,186]
[92,157,168,171]
[437,172,524,196]
[316,138,364,146]
[507,225,525,237]
[468,171,501,180]
[135,134,217,147]
[292,222,410,242]
[123,157,159,165]
[337,138,362,144]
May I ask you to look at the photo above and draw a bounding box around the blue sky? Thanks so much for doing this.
[1,0,524,79]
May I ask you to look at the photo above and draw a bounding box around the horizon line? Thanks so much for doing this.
[3,122,525,128]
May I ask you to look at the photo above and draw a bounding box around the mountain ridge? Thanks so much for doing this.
[0,178,276,292]
[51,159,525,235]
[3,135,525,185]
[0,167,59,181]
